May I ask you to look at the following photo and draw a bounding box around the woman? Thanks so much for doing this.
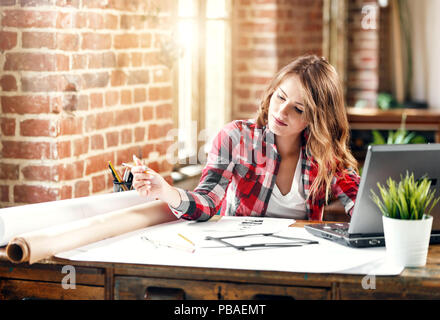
[132,55,360,221]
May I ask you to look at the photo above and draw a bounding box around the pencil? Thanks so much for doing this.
[123,160,154,174]
[178,233,195,247]
[108,161,128,191]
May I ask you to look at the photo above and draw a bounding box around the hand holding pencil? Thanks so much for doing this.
[130,155,171,202]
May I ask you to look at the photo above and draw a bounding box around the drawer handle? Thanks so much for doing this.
[144,286,186,300]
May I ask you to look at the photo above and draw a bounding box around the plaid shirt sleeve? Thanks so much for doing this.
[168,121,240,221]
[330,168,360,216]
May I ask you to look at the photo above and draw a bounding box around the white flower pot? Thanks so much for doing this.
[382,215,433,267]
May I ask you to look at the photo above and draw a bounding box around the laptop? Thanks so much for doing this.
[304,144,440,248]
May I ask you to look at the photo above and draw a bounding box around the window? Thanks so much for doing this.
[173,0,232,166]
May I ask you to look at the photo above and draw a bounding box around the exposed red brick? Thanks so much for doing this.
[58,161,84,180]
[134,88,146,103]
[72,54,87,69]
[120,129,132,144]
[22,31,55,49]
[1,10,57,28]
[4,53,69,72]
[120,90,132,104]
[0,75,17,92]
[127,70,149,85]
[60,185,72,200]
[92,174,106,193]
[140,33,152,48]
[0,186,9,203]
[105,91,119,107]
[21,74,71,92]
[95,111,114,129]
[114,34,139,49]
[142,106,154,121]
[131,52,143,67]
[85,152,114,175]
[116,146,139,165]
[0,31,18,50]
[1,118,16,136]
[0,163,19,180]
[91,134,104,150]
[148,123,174,140]
[56,140,72,159]
[22,165,57,182]
[82,33,111,50]
[74,180,90,198]
[82,72,110,88]
[105,14,118,29]
[106,131,119,147]
[56,33,79,51]
[155,140,174,156]
[20,119,55,137]
[87,12,104,29]
[90,92,104,109]
[114,108,140,126]
[1,141,52,159]
[148,86,172,101]
[111,70,127,86]
[14,185,59,203]
[59,117,84,135]
[155,104,172,119]
[73,136,89,157]
[134,127,145,142]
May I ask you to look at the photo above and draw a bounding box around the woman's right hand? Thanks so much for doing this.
[131,165,167,200]
[131,156,182,208]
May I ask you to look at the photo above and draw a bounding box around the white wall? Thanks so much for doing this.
[409,0,440,109]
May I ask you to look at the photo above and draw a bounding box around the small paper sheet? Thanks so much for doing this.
[56,217,404,276]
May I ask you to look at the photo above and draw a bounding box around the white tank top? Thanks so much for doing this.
[265,151,307,220]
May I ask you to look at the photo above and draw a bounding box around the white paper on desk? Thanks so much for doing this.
[56,218,404,276]
[141,216,295,249]
[187,216,295,235]
[0,190,146,246]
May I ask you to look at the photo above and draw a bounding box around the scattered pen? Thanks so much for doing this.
[123,158,154,174]
[108,161,128,191]
[178,233,195,247]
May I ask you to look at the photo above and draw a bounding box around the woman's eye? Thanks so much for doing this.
[294,106,304,114]
[277,94,286,101]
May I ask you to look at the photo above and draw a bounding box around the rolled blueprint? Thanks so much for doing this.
[0,191,147,246]
[6,200,177,264]
[0,247,7,261]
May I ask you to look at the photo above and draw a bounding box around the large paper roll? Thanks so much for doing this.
[6,200,177,264]
[0,191,147,246]
[0,247,7,262]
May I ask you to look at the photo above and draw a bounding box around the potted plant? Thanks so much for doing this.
[371,172,440,267]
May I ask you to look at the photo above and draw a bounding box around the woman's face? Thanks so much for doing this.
[267,75,308,137]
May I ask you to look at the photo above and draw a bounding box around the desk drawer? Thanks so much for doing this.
[0,279,104,300]
[338,282,440,300]
[0,262,106,300]
[114,276,330,300]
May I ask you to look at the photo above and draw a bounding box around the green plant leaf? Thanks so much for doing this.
[371,130,386,145]
[369,172,440,220]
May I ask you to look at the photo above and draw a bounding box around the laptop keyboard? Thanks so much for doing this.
[322,223,350,237]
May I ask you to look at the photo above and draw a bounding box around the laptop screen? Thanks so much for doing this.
[348,144,440,235]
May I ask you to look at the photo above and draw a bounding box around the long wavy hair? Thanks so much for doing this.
[255,55,358,203]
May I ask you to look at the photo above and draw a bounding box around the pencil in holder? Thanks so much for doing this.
[113,180,132,192]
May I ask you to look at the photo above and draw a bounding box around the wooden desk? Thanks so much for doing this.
[347,107,440,143]
[1,221,440,300]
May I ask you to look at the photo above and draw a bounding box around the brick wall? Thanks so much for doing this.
[0,0,175,207]
[346,0,380,108]
[232,0,323,121]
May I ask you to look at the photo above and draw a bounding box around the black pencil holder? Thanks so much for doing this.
[113,180,132,192]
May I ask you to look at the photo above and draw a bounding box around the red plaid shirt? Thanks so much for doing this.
[169,120,360,221]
